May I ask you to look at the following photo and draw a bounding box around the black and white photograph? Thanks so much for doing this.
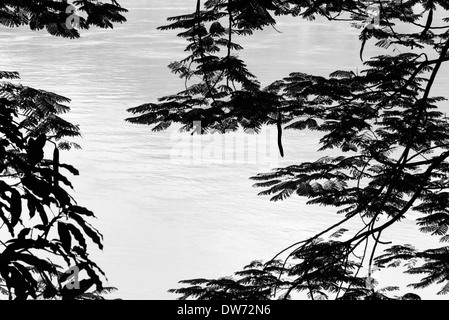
[1,0,449,307]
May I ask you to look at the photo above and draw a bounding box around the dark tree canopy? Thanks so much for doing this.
[0,0,127,300]
[0,0,127,38]
[127,0,449,300]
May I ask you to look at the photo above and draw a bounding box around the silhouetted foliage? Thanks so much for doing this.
[0,0,127,300]
[128,0,449,299]
[0,0,127,38]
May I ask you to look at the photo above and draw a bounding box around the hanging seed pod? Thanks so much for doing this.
[277,112,284,158]
[53,146,59,188]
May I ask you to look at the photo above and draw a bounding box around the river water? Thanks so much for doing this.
[1,0,448,299]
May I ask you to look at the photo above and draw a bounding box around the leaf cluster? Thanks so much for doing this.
[127,0,449,300]
[0,0,127,38]
[0,72,108,300]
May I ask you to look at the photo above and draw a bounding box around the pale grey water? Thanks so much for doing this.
[1,0,448,299]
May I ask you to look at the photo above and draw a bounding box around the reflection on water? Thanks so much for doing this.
[1,0,448,299]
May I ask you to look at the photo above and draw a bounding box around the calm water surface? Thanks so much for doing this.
[1,0,448,299]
